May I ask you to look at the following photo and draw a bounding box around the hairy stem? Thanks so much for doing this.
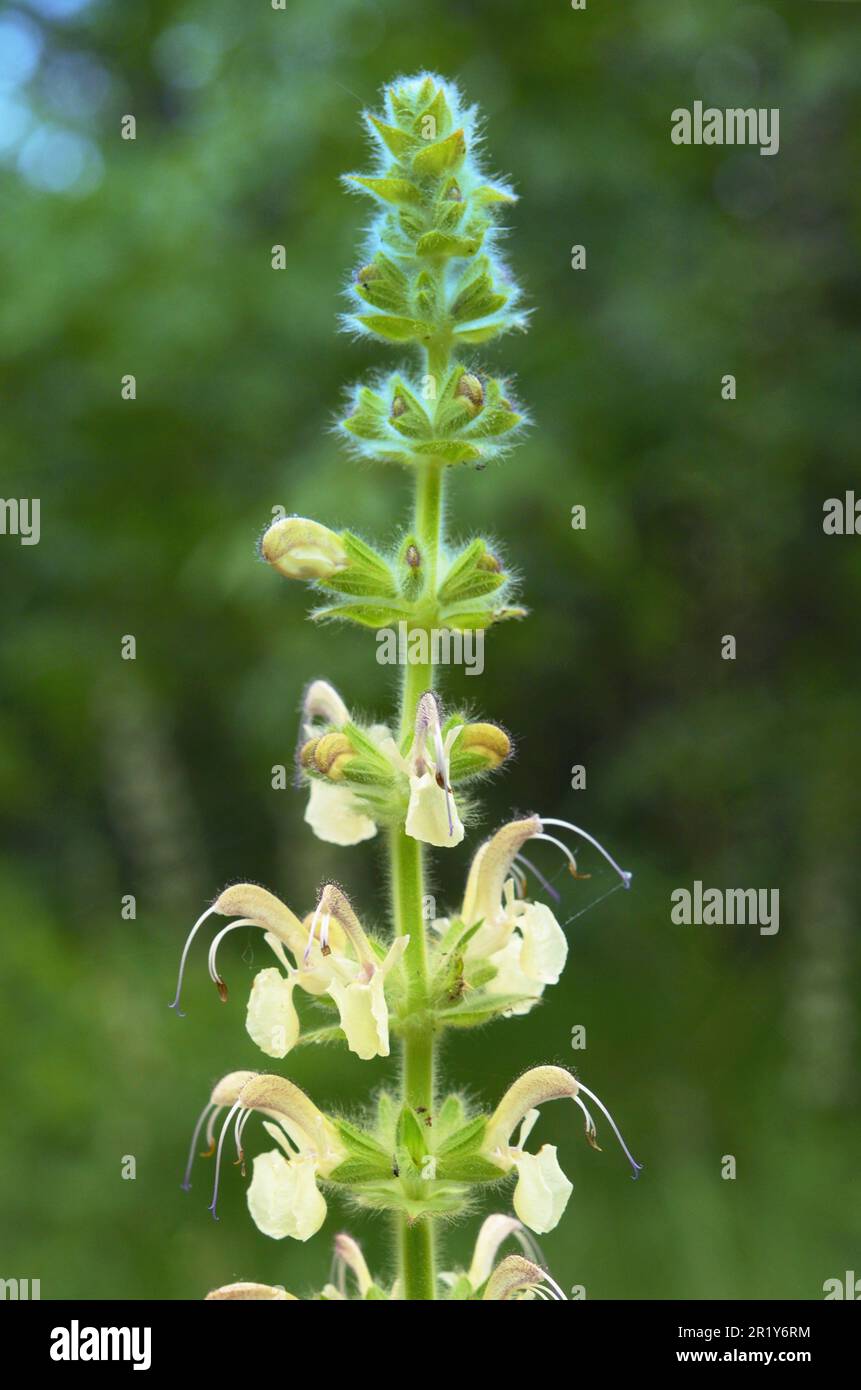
[391,416,446,1299]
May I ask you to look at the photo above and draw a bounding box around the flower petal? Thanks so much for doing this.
[327,972,390,1059]
[247,1150,327,1242]
[512,1144,572,1235]
[405,772,464,847]
[245,967,300,1058]
[305,779,377,846]
[516,901,568,985]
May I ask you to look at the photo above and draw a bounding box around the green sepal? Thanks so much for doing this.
[357,314,430,343]
[348,175,422,206]
[367,115,414,158]
[411,439,482,464]
[472,182,517,205]
[341,720,397,777]
[414,270,438,319]
[449,748,500,781]
[343,386,389,439]
[416,230,482,259]
[435,1154,505,1183]
[454,320,515,345]
[396,532,425,601]
[466,408,521,439]
[437,606,498,630]
[435,1093,467,1139]
[412,127,466,177]
[413,85,453,138]
[311,601,409,629]
[397,1105,430,1171]
[451,267,509,322]
[389,379,433,438]
[328,1157,394,1186]
[375,1089,398,1141]
[354,276,410,316]
[438,539,505,604]
[437,993,537,1026]
[342,531,398,594]
[435,1115,488,1158]
[333,1117,393,1164]
[435,916,482,957]
[364,1285,389,1301]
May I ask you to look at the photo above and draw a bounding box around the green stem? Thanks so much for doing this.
[390,414,446,1300]
[398,460,444,739]
[399,1215,436,1303]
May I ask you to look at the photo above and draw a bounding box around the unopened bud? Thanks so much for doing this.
[455,373,484,412]
[314,731,355,780]
[261,517,349,581]
[299,738,319,769]
[356,264,379,285]
[391,395,407,418]
[460,722,511,768]
[406,543,421,568]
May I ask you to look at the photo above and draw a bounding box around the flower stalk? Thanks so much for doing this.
[172,72,639,1302]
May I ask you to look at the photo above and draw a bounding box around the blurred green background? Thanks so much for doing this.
[1,0,859,1301]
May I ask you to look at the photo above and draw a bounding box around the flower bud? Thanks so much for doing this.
[206,1283,296,1301]
[261,517,349,581]
[455,372,484,413]
[483,1255,558,1302]
[299,738,319,768]
[313,731,356,780]
[458,722,511,769]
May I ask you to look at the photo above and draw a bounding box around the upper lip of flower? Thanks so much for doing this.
[460,814,632,942]
[483,1065,642,1181]
[183,1072,347,1224]
[169,881,361,1017]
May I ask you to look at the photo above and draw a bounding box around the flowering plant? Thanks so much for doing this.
[173,73,639,1302]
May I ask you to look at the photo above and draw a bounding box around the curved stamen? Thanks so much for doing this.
[431,718,455,839]
[576,1082,642,1179]
[169,904,219,1015]
[209,1101,244,1221]
[541,1269,567,1301]
[513,1225,546,1267]
[206,919,256,1001]
[319,913,331,956]
[181,1101,214,1191]
[509,860,528,898]
[539,817,632,889]
[532,832,584,879]
[205,1104,222,1151]
[514,852,562,904]
[573,1093,601,1149]
[304,900,323,965]
[233,1106,252,1176]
